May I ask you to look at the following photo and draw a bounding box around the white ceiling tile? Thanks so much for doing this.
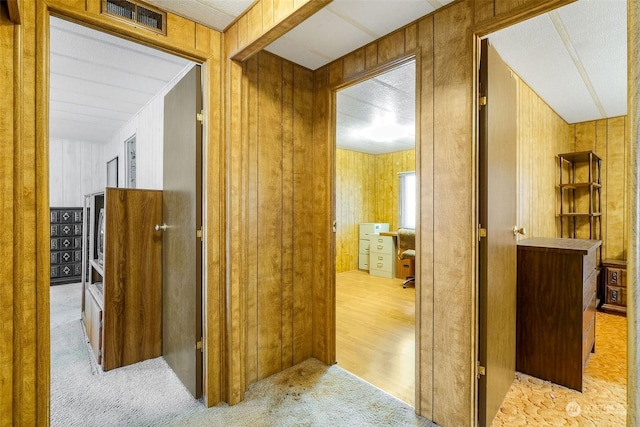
[50,17,192,143]
[328,1,437,38]
[267,8,375,66]
[557,0,627,118]
[336,60,416,155]
[143,0,253,30]
[488,0,626,124]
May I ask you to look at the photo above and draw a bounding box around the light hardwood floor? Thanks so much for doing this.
[336,270,416,406]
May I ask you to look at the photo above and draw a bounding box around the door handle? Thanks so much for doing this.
[512,226,526,236]
[155,223,167,232]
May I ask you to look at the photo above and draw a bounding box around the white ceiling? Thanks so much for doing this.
[488,0,626,124]
[336,61,415,155]
[50,0,627,152]
[49,16,191,143]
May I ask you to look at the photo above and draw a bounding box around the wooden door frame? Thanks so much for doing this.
[35,1,223,416]
[472,3,637,425]
[329,52,419,399]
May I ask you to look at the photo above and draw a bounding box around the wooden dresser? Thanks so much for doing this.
[516,237,601,392]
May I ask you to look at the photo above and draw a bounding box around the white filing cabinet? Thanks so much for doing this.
[358,223,389,270]
[369,234,396,278]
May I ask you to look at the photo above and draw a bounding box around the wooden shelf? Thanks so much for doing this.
[559,212,602,217]
[89,259,104,277]
[558,182,602,190]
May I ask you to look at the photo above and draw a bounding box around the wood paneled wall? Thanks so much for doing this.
[569,117,627,260]
[515,76,571,240]
[335,149,376,273]
[49,138,105,206]
[225,50,317,403]
[1,1,226,424]
[0,5,16,423]
[334,148,415,273]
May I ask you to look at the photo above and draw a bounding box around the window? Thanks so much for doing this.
[399,171,416,229]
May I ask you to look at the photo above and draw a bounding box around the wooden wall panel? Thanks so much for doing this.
[291,65,314,365]
[334,149,376,273]
[515,76,570,240]
[312,65,334,365]
[570,116,628,260]
[415,14,435,419]
[627,3,639,425]
[431,3,475,425]
[0,9,15,426]
[237,51,316,390]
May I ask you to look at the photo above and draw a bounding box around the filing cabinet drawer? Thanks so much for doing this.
[358,254,369,270]
[370,235,395,255]
[359,239,370,254]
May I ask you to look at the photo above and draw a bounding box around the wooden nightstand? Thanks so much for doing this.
[601,259,627,316]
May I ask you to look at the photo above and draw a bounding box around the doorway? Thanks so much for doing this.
[476,1,627,424]
[48,14,205,411]
[334,59,417,406]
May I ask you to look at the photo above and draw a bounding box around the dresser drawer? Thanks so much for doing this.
[583,293,596,337]
[370,235,395,255]
[582,317,595,368]
[583,270,597,310]
[582,250,597,281]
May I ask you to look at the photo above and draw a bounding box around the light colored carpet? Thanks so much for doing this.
[51,283,437,426]
[493,312,627,426]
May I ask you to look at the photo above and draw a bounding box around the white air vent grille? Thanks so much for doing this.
[102,0,167,35]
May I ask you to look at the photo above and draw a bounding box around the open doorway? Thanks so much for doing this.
[334,59,417,406]
[477,0,627,424]
[48,15,205,418]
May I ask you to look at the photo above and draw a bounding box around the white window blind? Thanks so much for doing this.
[399,171,416,229]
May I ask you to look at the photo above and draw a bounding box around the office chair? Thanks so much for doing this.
[397,228,415,288]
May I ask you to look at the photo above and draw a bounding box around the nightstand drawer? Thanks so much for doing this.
[606,267,626,288]
[605,285,627,307]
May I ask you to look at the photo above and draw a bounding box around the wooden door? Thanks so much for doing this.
[162,65,203,398]
[478,40,519,426]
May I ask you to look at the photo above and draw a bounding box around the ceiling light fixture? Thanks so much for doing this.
[356,113,413,143]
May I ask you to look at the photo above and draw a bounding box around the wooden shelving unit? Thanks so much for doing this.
[557,151,602,241]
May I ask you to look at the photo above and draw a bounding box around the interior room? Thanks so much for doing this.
[3,0,638,426]
[334,59,417,406]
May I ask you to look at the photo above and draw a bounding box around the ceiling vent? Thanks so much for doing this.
[101,0,167,35]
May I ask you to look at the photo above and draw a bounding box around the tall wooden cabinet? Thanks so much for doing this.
[516,237,601,392]
[82,188,163,371]
[557,151,602,241]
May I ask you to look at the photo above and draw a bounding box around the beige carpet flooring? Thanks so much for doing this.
[493,311,627,426]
